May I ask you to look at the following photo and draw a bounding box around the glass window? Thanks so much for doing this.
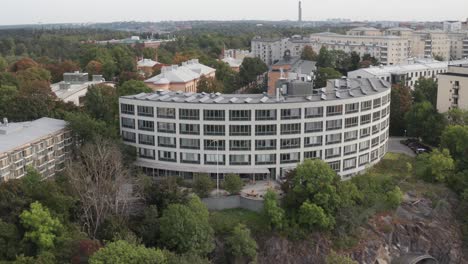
[343,158,357,170]
[255,154,276,165]
[230,140,251,151]
[371,136,379,147]
[305,106,323,118]
[304,136,322,147]
[304,150,321,159]
[180,138,200,149]
[281,123,301,135]
[359,153,369,166]
[280,138,301,149]
[158,150,176,162]
[158,136,176,148]
[122,131,136,143]
[326,105,343,116]
[345,117,358,128]
[230,125,251,136]
[325,147,341,158]
[281,108,301,120]
[255,124,276,136]
[204,110,225,121]
[180,153,200,164]
[328,161,341,172]
[373,98,381,108]
[373,111,381,121]
[360,114,371,125]
[121,117,135,129]
[138,134,154,145]
[326,133,342,145]
[138,120,154,131]
[280,152,300,164]
[255,139,276,150]
[230,154,251,165]
[157,107,175,118]
[344,144,357,155]
[121,103,134,115]
[344,130,358,141]
[304,121,323,133]
[229,110,251,121]
[157,122,175,133]
[139,148,155,160]
[361,100,372,111]
[205,154,225,165]
[204,125,225,136]
[179,109,199,120]
[359,140,370,151]
[326,119,342,130]
[204,140,225,151]
[345,103,359,114]
[179,123,200,135]
[138,106,154,117]
[255,109,276,120]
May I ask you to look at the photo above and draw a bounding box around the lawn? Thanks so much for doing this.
[209,208,268,235]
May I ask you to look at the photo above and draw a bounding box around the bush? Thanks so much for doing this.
[223,174,243,195]
[192,173,215,198]
[225,224,258,261]
[326,251,358,264]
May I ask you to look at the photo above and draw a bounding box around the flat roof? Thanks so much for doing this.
[121,78,390,105]
[0,117,67,153]
[51,81,103,100]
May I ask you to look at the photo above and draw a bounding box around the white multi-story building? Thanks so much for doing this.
[251,37,289,65]
[437,65,468,112]
[119,78,391,180]
[0,117,73,181]
[51,72,106,106]
[443,21,463,32]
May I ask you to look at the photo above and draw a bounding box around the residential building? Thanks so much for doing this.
[222,49,252,60]
[144,59,216,92]
[267,55,316,94]
[51,72,106,106]
[251,37,289,65]
[221,57,243,72]
[119,77,391,180]
[0,117,73,182]
[437,65,468,112]
[443,21,462,32]
[137,58,160,77]
[347,27,382,36]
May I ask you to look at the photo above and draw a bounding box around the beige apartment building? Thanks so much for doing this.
[0,117,73,182]
[437,65,468,112]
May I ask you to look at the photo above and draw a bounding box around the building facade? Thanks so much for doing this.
[0,118,73,182]
[51,72,106,106]
[119,78,391,181]
[267,56,316,94]
[437,65,468,112]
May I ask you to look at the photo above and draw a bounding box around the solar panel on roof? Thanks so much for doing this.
[306,96,313,101]
[334,80,340,88]
[214,97,224,103]
[244,98,252,103]
[133,93,147,99]
[320,88,326,93]
[321,94,327,100]
[199,96,210,102]
[260,97,268,103]
[215,92,221,96]
[361,88,368,95]
[335,91,341,98]
[185,96,197,102]
[229,97,238,103]
[349,90,355,97]
[368,79,378,91]
[379,79,389,88]
[146,94,160,100]
[184,92,194,97]
[176,91,182,94]
[160,90,170,95]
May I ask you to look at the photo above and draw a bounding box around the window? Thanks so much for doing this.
[345,102,359,114]
[343,158,356,170]
[138,106,154,117]
[304,150,321,159]
[371,136,379,147]
[281,108,301,120]
[180,153,200,164]
[205,154,225,165]
[204,110,225,121]
[255,154,276,165]
[344,130,358,142]
[345,116,359,128]
[328,161,341,172]
[179,109,199,120]
[305,106,323,118]
[344,144,357,155]
[373,111,381,121]
[122,131,136,143]
[304,136,322,147]
[360,114,371,125]
[230,110,251,121]
[158,136,176,148]
[121,103,134,115]
[371,149,379,161]
[326,105,343,116]
[157,122,175,133]
[305,121,323,133]
[326,119,342,130]
[138,134,155,146]
[204,140,225,151]
[180,123,200,135]
[139,148,155,160]
[280,153,300,164]
[381,108,387,118]
[372,124,380,134]
[180,138,200,149]
[325,147,341,159]
[158,151,176,162]
[255,109,276,120]
[373,98,381,108]
[255,139,276,150]
[255,124,276,135]
[230,140,251,151]
[359,140,370,151]
[326,133,342,145]
[360,127,370,138]
[281,138,300,149]
[230,154,251,165]
[138,120,154,131]
[281,123,301,135]
[359,153,369,166]
[204,125,225,136]
[121,117,135,129]
[380,133,386,143]
[230,125,251,136]
[361,100,372,111]
[157,107,175,118]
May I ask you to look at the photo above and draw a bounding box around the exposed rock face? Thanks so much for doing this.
[256,192,467,264]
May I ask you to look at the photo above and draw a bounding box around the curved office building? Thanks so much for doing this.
[119,78,391,180]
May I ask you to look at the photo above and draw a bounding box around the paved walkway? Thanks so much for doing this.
[388,137,416,157]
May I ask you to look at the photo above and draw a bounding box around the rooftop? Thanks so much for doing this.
[145,59,215,84]
[137,59,159,68]
[221,57,243,68]
[122,78,390,105]
[0,117,67,153]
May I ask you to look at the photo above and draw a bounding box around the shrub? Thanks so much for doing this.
[192,173,215,198]
[223,174,243,195]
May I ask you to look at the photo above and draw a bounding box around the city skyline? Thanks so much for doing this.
[1,0,467,26]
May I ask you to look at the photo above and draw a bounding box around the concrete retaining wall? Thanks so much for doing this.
[202,195,264,212]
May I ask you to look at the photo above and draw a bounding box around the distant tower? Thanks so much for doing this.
[298,1,302,23]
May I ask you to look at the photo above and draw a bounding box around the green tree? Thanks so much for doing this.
[136,205,160,247]
[445,108,468,125]
[405,101,446,145]
[239,57,267,85]
[193,173,215,198]
[413,78,438,108]
[225,224,258,262]
[223,174,243,195]
[89,240,166,264]
[385,186,403,209]
[350,51,361,71]
[159,196,214,255]
[84,84,118,124]
[20,202,63,251]
[0,85,18,119]
[441,125,468,170]
[117,80,152,96]
[300,45,318,61]
[86,60,103,76]
[0,220,21,260]
[298,200,334,230]
[390,84,412,136]
[316,47,334,68]
[415,149,455,183]
[64,112,118,142]
[16,67,52,84]
[263,190,285,230]
[315,67,342,88]
[326,251,358,264]
[196,75,224,93]
[0,55,7,72]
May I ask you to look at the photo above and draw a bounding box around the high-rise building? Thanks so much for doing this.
[437,65,468,112]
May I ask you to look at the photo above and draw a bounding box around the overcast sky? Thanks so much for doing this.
[1,0,467,25]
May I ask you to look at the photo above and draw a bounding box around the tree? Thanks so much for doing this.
[326,251,358,264]
[415,149,455,183]
[46,60,80,83]
[413,78,438,108]
[405,101,446,145]
[239,57,267,86]
[300,45,317,61]
[89,240,166,264]
[84,84,118,124]
[0,55,7,72]
[225,224,258,262]
[11,80,57,122]
[117,80,152,96]
[315,67,342,88]
[390,84,412,136]
[441,125,468,170]
[263,190,285,230]
[159,196,214,255]
[445,108,468,126]
[0,220,21,260]
[316,47,334,68]
[65,138,137,238]
[385,186,403,209]
[298,200,334,230]
[0,85,18,119]
[192,173,215,198]
[20,202,63,251]
[136,205,160,247]
[10,58,38,72]
[196,75,224,93]
[86,60,103,76]
[64,112,118,143]
[350,51,361,71]
[16,67,52,84]
[223,174,243,195]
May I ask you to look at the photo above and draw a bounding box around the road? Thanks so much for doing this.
[388,137,416,157]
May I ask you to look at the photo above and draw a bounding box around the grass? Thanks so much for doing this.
[209,208,268,235]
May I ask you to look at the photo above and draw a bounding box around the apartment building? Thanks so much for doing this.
[119,77,391,180]
[437,65,468,112]
[144,59,216,92]
[251,37,289,65]
[137,58,160,77]
[51,72,106,106]
[267,56,316,94]
[0,117,73,182]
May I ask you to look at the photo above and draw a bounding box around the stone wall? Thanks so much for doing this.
[202,195,264,212]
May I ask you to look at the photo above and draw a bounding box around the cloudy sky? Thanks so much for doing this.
[1,0,467,25]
